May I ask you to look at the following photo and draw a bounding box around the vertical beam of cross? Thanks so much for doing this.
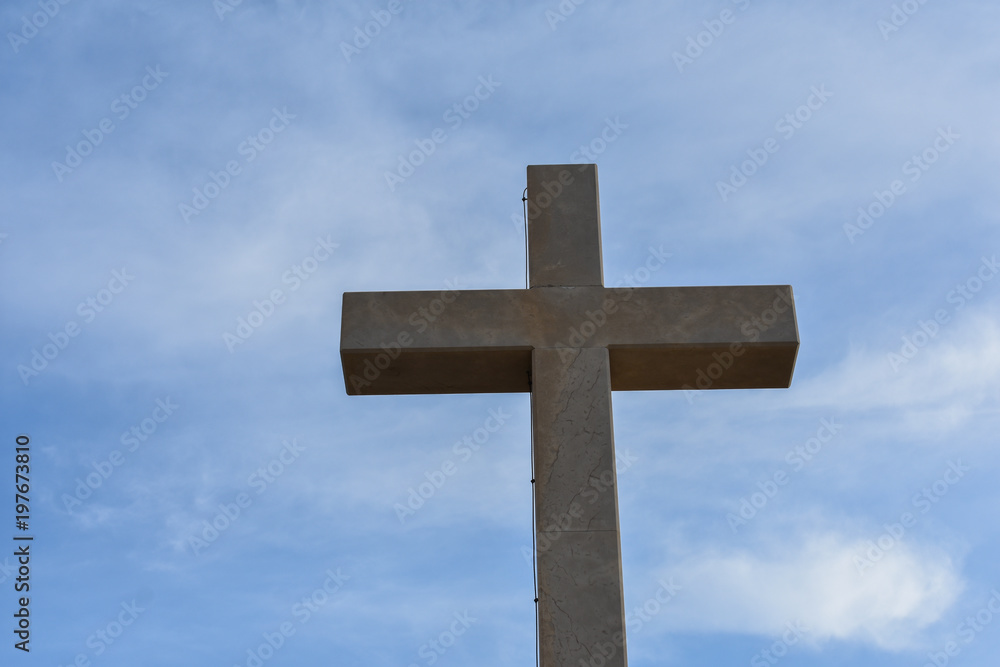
[528,165,627,667]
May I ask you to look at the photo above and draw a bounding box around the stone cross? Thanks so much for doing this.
[340,164,799,666]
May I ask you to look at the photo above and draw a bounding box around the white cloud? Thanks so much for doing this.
[791,308,1000,431]
[656,533,963,650]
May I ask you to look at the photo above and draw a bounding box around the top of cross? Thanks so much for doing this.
[340,164,798,396]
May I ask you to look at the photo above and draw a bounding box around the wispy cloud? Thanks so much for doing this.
[657,533,963,650]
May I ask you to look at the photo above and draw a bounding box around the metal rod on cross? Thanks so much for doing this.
[340,164,799,666]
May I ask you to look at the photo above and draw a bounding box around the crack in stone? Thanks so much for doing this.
[566,458,605,513]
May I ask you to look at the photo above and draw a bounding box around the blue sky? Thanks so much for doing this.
[2,0,999,665]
